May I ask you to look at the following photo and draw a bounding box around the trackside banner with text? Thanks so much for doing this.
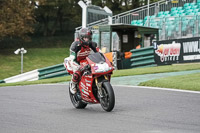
[154,37,200,65]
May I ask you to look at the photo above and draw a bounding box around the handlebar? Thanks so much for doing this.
[80,64,91,72]
[84,64,91,70]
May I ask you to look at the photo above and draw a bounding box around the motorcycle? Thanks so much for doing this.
[64,52,115,112]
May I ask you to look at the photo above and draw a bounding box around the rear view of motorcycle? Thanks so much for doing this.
[64,52,115,112]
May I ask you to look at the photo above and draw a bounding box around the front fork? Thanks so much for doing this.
[95,75,108,98]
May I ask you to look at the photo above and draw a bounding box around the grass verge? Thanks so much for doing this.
[1,63,200,88]
[112,63,200,77]
[0,48,69,79]
[139,73,200,91]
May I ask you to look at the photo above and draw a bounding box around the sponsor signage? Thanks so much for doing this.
[171,0,178,3]
[154,37,200,65]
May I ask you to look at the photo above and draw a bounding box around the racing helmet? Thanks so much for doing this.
[79,28,92,45]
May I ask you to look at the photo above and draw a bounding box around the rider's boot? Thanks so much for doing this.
[70,70,81,94]
[70,80,77,94]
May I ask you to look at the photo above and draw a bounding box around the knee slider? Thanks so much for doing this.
[72,72,80,82]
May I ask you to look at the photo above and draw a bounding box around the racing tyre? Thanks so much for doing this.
[69,85,87,109]
[100,81,115,112]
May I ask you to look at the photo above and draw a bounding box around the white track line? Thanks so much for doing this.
[35,83,200,94]
[21,83,200,94]
[113,85,200,94]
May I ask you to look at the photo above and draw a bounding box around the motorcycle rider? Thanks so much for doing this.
[68,28,99,94]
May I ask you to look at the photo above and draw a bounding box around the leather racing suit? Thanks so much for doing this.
[69,40,98,85]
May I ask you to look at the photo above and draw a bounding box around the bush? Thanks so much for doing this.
[0,34,74,49]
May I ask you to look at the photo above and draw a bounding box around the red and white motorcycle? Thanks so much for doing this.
[64,52,115,112]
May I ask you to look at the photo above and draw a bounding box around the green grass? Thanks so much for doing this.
[112,63,200,77]
[0,48,70,79]
[139,73,200,91]
[1,46,200,90]
[1,62,200,89]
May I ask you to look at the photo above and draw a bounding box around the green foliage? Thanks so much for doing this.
[0,0,159,49]
[0,0,35,40]
[91,0,103,6]
[91,0,153,15]
[139,73,200,91]
[0,34,73,49]
[0,0,81,47]
[34,0,81,36]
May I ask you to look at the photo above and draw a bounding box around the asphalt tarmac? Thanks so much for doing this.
[0,84,200,133]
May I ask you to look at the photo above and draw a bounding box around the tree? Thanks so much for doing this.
[91,0,103,7]
[90,0,142,15]
[34,0,82,36]
[0,0,35,40]
[104,0,123,14]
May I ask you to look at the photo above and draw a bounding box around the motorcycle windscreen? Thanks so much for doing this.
[87,52,105,63]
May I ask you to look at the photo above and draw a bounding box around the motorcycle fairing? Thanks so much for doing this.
[79,74,99,103]
[86,54,114,75]
[64,57,73,75]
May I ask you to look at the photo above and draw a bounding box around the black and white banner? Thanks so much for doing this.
[154,37,200,65]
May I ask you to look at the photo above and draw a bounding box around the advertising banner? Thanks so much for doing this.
[154,37,200,65]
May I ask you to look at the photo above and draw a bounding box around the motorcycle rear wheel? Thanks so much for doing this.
[100,81,115,112]
[69,86,87,109]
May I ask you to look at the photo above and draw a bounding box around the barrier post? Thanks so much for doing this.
[112,51,117,70]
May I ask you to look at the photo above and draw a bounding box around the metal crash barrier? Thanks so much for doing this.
[121,46,156,69]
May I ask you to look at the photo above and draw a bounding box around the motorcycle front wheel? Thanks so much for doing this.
[100,81,115,112]
[69,85,87,109]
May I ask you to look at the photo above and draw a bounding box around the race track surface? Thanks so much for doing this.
[0,84,200,133]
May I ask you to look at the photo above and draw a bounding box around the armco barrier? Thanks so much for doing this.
[0,48,155,83]
[4,70,40,83]
[122,46,156,69]
[0,64,69,84]
[0,80,5,83]
[38,63,69,80]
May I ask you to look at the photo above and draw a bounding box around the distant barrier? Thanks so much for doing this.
[0,80,5,83]
[1,64,69,84]
[121,46,156,69]
[3,70,40,83]
[38,64,69,80]
[1,48,157,84]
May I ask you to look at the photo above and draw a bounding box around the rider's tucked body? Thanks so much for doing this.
[68,28,99,94]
